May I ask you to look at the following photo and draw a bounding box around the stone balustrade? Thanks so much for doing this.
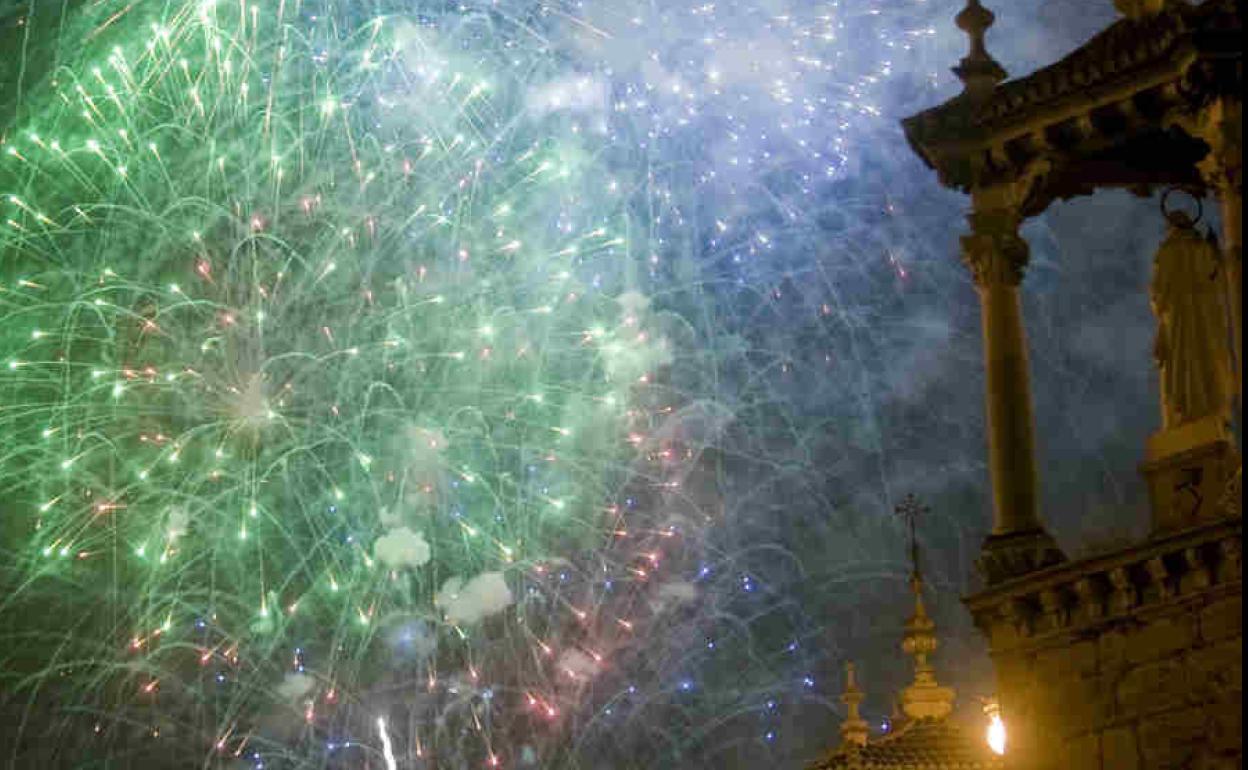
[967,517,1241,646]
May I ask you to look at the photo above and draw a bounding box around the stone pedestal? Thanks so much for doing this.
[1142,416,1241,533]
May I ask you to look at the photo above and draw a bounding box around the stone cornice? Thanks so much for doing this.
[902,0,1240,199]
[965,517,1241,650]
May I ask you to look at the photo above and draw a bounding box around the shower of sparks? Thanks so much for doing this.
[378,717,398,770]
[1,3,682,766]
[1,0,1135,768]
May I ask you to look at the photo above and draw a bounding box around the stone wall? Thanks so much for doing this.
[966,519,1241,770]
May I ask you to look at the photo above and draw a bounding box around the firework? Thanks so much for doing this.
[1,2,676,766]
[3,1,1143,768]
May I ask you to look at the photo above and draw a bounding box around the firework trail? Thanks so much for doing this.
[2,0,1147,768]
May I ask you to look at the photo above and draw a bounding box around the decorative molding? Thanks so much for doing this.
[1181,546,1213,592]
[902,0,1240,199]
[976,528,1066,586]
[1146,556,1174,600]
[1109,565,1138,616]
[960,168,1050,287]
[1218,535,1242,584]
[960,229,1028,288]
[965,519,1241,648]
[1075,577,1107,622]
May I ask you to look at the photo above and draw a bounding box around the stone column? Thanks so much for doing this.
[962,189,1064,584]
[1187,97,1243,409]
[1207,101,1242,410]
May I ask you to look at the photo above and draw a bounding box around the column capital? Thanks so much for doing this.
[1201,109,1242,195]
[961,175,1045,288]
[1174,98,1242,194]
[961,217,1029,288]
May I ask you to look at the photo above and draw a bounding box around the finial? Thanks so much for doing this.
[894,494,956,721]
[895,493,929,583]
[902,571,938,686]
[953,0,1007,99]
[839,662,870,748]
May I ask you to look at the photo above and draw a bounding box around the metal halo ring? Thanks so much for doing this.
[1161,186,1204,228]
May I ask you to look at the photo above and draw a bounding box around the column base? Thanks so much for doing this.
[977,529,1066,586]
[1142,416,1241,533]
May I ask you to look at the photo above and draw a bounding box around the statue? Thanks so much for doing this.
[1150,211,1235,431]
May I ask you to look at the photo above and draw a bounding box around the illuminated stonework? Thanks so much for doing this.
[902,1,1242,768]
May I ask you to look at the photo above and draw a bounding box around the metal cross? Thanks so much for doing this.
[894,493,929,580]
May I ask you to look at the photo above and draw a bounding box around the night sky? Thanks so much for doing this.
[0,1,1175,767]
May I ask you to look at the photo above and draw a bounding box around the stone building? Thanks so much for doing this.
[892,0,1242,768]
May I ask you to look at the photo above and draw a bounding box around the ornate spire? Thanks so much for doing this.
[839,662,870,748]
[895,495,955,721]
[953,0,1007,99]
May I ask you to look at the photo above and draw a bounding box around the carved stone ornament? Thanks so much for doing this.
[960,168,1051,288]
[953,0,1008,98]
[960,224,1029,288]
[1217,466,1242,519]
[1174,99,1244,201]
[977,529,1066,586]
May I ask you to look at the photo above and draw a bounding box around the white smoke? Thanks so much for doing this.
[378,505,402,529]
[528,74,609,116]
[557,648,600,680]
[165,506,190,541]
[435,572,514,625]
[373,526,432,570]
[602,291,674,383]
[275,672,315,701]
[649,580,699,614]
[401,425,449,509]
[383,616,438,660]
